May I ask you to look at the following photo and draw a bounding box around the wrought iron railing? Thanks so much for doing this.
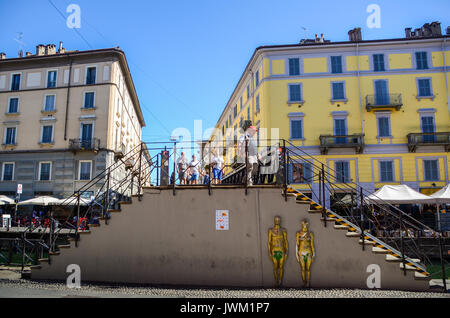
[69,138,100,151]
[407,132,450,152]
[319,134,365,154]
[365,94,403,111]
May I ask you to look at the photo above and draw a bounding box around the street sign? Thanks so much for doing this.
[17,184,22,194]
[216,210,229,231]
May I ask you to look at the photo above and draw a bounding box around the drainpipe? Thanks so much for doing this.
[64,57,73,140]
[443,38,450,120]
[356,43,364,135]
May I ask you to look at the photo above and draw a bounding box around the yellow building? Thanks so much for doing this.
[209,23,450,196]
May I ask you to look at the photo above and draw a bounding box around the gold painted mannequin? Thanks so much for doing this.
[267,216,288,287]
[296,220,315,287]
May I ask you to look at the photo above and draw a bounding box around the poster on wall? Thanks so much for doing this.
[216,210,229,231]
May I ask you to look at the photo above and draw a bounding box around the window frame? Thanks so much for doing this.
[288,58,300,76]
[83,91,96,109]
[4,126,17,145]
[330,81,347,102]
[335,161,350,183]
[38,161,52,181]
[10,73,21,91]
[43,94,56,112]
[40,124,54,144]
[85,66,97,85]
[373,54,386,72]
[7,96,19,114]
[415,51,429,70]
[79,160,93,181]
[423,159,439,181]
[416,77,434,100]
[330,56,343,74]
[288,83,303,103]
[379,160,394,182]
[46,69,58,88]
[2,162,14,181]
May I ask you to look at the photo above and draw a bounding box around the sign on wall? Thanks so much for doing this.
[216,210,229,231]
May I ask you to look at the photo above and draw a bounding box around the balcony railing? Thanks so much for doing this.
[407,132,450,152]
[69,138,100,152]
[365,94,403,111]
[319,134,365,155]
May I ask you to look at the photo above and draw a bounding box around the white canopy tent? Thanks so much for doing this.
[49,197,92,206]
[365,184,434,205]
[0,195,15,205]
[430,184,450,204]
[17,196,60,206]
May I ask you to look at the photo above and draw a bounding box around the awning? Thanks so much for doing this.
[17,196,60,206]
[50,197,92,206]
[0,195,15,205]
[365,185,434,204]
[430,184,450,204]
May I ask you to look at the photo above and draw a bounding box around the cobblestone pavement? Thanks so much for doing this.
[0,269,449,298]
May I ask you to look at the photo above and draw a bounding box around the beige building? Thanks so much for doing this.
[0,43,146,199]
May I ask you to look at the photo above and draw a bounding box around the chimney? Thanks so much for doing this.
[405,28,412,38]
[430,21,442,36]
[0,52,6,60]
[45,44,56,55]
[447,26,450,35]
[18,50,23,58]
[414,28,422,37]
[36,44,45,56]
[25,52,32,57]
[348,27,362,42]
[58,41,65,53]
[320,33,324,43]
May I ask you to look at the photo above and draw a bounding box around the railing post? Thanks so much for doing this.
[173,142,176,196]
[138,143,143,201]
[436,206,448,292]
[208,143,212,196]
[245,138,249,196]
[283,140,287,201]
[156,154,160,187]
[75,191,80,248]
[21,233,25,272]
[321,163,326,227]
[104,167,111,226]
[399,208,406,276]
[360,187,365,251]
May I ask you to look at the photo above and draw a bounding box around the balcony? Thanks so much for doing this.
[319,134,365,155]
[407,132,450,152]
[69,138,100,152]
[365,94,403,111]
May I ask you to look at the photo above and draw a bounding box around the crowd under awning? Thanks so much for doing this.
[365,184,437,205]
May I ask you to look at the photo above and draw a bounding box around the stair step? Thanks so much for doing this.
[296,199,311,204]
[49,252,60,256]
[372,246,389,254]
[118,201,132,205]
[334,224,349,230]
[359,239,376,245]
[88,223,100,227]
[30,265,41,270]
[386,254,402,262]
[58,244,71,249]
[286,193,298,197]
[38,258,49,263]
[78,230,91,234]
[414,271,430,280]
[320,217,337,222]
[308,209,323,213]
[108,209,121,213]
[346,231,361,237]
[400,263,417,270]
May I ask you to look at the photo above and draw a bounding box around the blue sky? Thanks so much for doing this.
[1,0,449,143]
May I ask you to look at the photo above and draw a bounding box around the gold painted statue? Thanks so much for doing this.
[267,216,288,287]
[296,220,315,287]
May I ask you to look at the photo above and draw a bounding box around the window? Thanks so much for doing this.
[79,161,92,180]
[4,127,16,145]
[377,116,390,137]
[247,107,250,120]
[44,95,55,111]
[47,71,57,88]
[255,94,260,113]
[247,84,250,99]
[331,82,345,100]
[373,54,385,71]
[8,98,19,113]
[255,70,260,87]
[39,162,51,181]
[380,161,394,182]
[415,52,428,70]
[83,92,95,108]
[2,163,14,181]
[86,67,96,84]
[233,105,237,119]
[331,56,342,73]
[290,119,303,139]
[423,159,439,181]
[41,125,53,143]
[334,118,347,143]
[81,123,93,147]
[288,162,312,184]
[335,161,350,183]
[11,74,20,91]
[421,116,435,142]
[417,79,432,97]
[374,80,389,105]
[240,96,243,108]
[289,58,300,76]
[289,84,302,102]
[239,117,243,129]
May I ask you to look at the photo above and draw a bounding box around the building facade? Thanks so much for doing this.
[209,23,450,195]
[0,44,145,199]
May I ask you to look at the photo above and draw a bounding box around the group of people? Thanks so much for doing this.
[175,150,225,185]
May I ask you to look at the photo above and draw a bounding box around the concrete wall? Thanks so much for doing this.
[32,187,428,290]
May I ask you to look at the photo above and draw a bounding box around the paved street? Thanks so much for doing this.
[0,269,449,298]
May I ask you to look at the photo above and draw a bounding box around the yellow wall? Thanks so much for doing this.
[303,57,327,73]
[272,59,285,75]
[388,53,412,69]
[346,55,370,71]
